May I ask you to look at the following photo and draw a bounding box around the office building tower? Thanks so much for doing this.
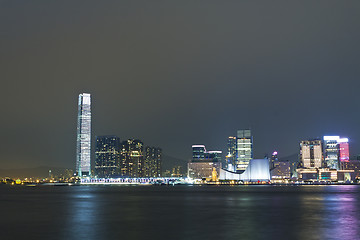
[192,145,206,160]
[300,140,323,169]
[271,160,291,180]
[339,138,350,163]
[120,139,144,177]
[226,136,237,171]
[270,151,278,170]
[95,136,120,178]
[144,147,162,177]
[236,129,253,171]
[323,136,340,170]
[188,144,222,179]
[76,93,91,177]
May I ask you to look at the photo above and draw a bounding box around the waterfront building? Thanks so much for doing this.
[271,160,291,180]
[323,136,340,170]
[226,136,237,171]
[270,151,278,170]
[338,138,350,169]
[144,147,162,177]
[95,136,120,178]
[120,139,144,177]
[342,159,360,179]
[219,158,270,182]
[297,168,356,182]
[188,161,222,179]
[188,145,222,179]
[76,93,91,177]
[236,129,253,171]
[300,140,323,169]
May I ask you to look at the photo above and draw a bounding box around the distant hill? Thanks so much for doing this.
[278,153,299,163]
[162,154,188,172]
[0,166,73,179]
[0,155,188,179]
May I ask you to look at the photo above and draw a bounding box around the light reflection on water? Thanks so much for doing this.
[62,187,99,240]
[0,185,359,240]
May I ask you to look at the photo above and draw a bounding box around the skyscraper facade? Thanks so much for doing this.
[188,144,222,179]
[192,145,206,160]
[323,136,340,170]
[144,147,162,177]
[76,93,91,177]
[300,140,323,169]
[236,129,253,171]
[226,136,237,171]
[95,136,120,178]
[270,151,278,170]
[120,139,144,177]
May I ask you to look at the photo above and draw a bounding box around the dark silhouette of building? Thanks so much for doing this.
[144,147,162,177]
[95,136,120,178]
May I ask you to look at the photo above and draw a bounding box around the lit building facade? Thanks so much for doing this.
[76,93,91,177]
[226,136,237,171]
[271,160,291,180]
[188,161,222,179]
[323,136,350,170]
[220,158,270,182]
[144,147,162,177]
[95,136,120,178]
[236,129,253,171]
[120,139,144,177]
[192,145,206,160]
[188,144,222,179]
[270,151,278,170]
[323,136,340,170]
[300,140,323,169]
[339,138,350,163]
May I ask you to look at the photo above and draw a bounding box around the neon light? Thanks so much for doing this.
[323,136,340,141]
[192,145,206,148]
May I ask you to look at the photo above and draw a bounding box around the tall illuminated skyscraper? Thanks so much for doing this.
[236,129,253,171]
[76,93,91,177]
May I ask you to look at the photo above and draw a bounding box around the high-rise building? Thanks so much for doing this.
[188,144,222,179]
[226,136,237,171]
[120,139,144,177]
[236,129,253,171]
[76,93,91,177]
[323,136,350,170]
[323,136,340,170]
[144,147,162,177]
[192,145,206,160]
[339,138,350,163]
[270,151,278,170]
[95,136,120,178]
[300,140,323,169]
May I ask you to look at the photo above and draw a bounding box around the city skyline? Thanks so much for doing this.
[1,1,360,170]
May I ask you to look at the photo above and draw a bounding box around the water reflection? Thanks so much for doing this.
[62,187,99,240]
[322,186,359,240]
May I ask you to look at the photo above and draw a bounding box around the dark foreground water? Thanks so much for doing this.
[0,185,359,240]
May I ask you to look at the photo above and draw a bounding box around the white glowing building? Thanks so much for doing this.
[76,93,91,177]
[219,158,270,182]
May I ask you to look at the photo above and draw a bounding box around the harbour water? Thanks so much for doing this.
[1,185,359,240]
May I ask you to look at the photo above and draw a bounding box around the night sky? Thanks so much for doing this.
[1,1,360,170]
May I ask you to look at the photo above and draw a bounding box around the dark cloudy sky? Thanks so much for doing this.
[1,1,360,169]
